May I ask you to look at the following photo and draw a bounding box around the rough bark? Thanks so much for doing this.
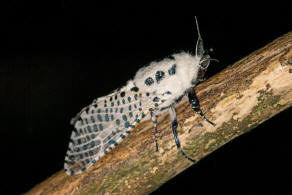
[26,31,292,195]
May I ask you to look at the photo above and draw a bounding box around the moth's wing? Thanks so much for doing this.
[64,91,167,175]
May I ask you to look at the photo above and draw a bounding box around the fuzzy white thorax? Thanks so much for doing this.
[124,52,201,108]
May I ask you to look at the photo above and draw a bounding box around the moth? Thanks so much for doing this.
[64,17,216,176]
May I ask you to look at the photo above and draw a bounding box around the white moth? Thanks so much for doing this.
[64,17,216,176]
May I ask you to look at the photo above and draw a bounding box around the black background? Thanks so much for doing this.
[0,2,291,194]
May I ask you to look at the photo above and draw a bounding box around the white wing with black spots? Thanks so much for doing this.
[64,89,167,175]
[64,52,200,176]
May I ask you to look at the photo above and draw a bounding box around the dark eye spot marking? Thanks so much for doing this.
[145,77,154,86]
[105,114,109,121]
[153,97,159,102]
[130,87,139,92]
[141,112,146,118]
[168,64,176,75]
[155,71,165,83]
[124,121,130,128]
[93,124,98,131]
[97,114,102,122]
[116,119,120,125]
[164,91,172,95]
[120,91,125,97]
[134,94,138,100]
[122,115,127,121]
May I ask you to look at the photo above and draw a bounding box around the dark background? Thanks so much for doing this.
[0,2,291,194]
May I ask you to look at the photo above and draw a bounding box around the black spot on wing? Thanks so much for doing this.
[153,97,159,102]
[134,94,138,100]
[130,86,139,92]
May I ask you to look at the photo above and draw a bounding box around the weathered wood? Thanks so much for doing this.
[26,31,292,195]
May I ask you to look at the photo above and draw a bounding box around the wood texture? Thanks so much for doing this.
[26,31,292,195]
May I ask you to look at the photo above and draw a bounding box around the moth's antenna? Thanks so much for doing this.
[195,16,202,40]
[195,16,204,57]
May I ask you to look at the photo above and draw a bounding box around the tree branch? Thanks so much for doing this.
[26,31,292,195]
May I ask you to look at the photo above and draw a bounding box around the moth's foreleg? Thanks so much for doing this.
[188,87,216,126]
[169,107,196,163]
[150,111,159,152]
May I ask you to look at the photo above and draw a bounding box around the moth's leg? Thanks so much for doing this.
[188,87,216,126]
[150,111,159,152]
[169,106,196,163]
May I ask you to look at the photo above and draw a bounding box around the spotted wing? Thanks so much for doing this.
[64,90,166,175]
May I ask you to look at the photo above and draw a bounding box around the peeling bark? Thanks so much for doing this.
[25,31,292,195]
